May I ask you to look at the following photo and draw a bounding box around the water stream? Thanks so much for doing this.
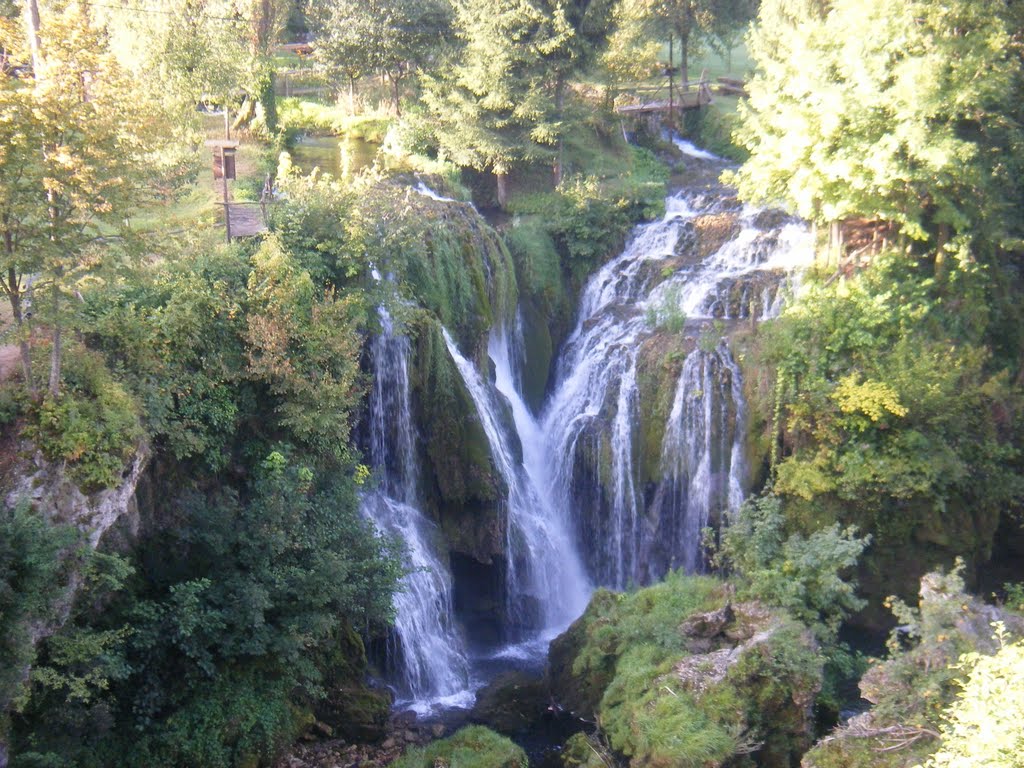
[442,329,590,639]
[362,308,473,713]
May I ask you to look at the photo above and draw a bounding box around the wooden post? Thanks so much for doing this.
[222,146,231,243]
[668,33,675,130]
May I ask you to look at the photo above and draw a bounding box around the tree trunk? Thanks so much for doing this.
[495,170,509,209]
[680,30,689,90]
[828,219,843,267]
[48,272,61,398]
[348,77,356,114]
[3,265,34,394]
[392,76,401,116]
[554,74,566,185]
[23,0,42,76]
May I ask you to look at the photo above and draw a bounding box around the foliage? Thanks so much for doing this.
[11,455,401,767]
[245,236,366,463]
[421,0,565,195]
[733,0,1024,248]
[0,2,185,397]
[754,254,1022,603]
[311,0,452,112]
[278,98,393,142]
[921,628,1024,768]
[391,725,528,768]
[0,501,78,715]
[609,0,755,85]
[81,244,251,471]
[25,348,144,492]
[716,494,868,638]
[646,284,686,333]
[547,176,632,280]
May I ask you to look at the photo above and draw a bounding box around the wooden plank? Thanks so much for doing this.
[224,204,267,238]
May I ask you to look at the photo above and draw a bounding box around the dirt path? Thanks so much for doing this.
[0,345,21,382]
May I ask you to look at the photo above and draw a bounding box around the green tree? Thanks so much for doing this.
[539,0,616,182]
[424,0,568,205]
[732,0,1023,254]
[612,0,750,88]
[0,2,180,398]
[245,236,366,463]
[313,0,453,115]
[0,501,78,716]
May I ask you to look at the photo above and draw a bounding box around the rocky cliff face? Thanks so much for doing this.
[0,440,148,752]
[4,441,148,551]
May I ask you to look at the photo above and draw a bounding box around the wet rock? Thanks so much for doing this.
[470,670,548,735]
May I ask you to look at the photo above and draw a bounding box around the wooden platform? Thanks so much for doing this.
[224,203,267,238]
[614,85,713,115]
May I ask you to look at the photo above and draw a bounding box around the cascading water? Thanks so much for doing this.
[542,154,814,589]
[645,343,747,576]
[442,329,590,640]
[362,308,472,711]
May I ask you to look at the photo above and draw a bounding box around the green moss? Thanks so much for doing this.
[391,726,527,768]
[635,336,689,485]
[411,317,504,561]
[551,574,824,768]
[371,188,517,350]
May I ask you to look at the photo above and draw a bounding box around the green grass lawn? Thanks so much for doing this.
[660,41,754,81]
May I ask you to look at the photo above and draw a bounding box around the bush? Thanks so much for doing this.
[923,629,1024,768]
[391,726,527,768]
[715,494,869,638]
[0,500,78,714]
[26,348,143,492]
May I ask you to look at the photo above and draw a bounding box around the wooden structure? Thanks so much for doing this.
[204,140,269,241]
[205,139,239,242]
[614,76,715,119]
[223,203,267,238]
[716,77,748,97]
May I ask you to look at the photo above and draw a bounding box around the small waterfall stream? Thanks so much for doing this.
[363,308,472,712]
[442,329,590,639]
[541,158,813,589]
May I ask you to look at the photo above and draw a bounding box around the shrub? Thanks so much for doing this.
[391,726,527,768]
[26,348,143,492]
[0,500,78,714]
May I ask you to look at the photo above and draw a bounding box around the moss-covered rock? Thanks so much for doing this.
[391,725,528,768]
[410,317,506,564]
[802,566,1024,768]
[314,625,392,743]
[634,333,690,487]
[371,184,517,352]
[549,573,824,768]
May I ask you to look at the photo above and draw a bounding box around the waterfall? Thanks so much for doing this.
[542,170,813,589]
[647,344,746,576]
[442,329,590,638]
[362,308,471,711]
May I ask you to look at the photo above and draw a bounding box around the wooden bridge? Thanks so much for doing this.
[613,75,715,117]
